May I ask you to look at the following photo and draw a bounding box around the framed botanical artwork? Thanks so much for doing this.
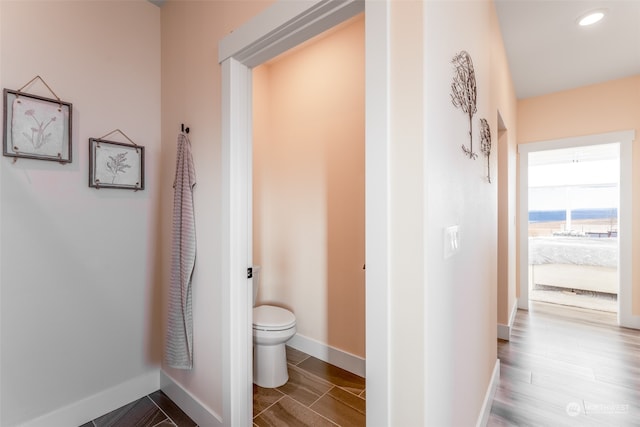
[89,137,145,190]
[3,88,72,163]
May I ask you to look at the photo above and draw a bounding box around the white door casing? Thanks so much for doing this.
[517,130,638,328]
[219,1,391,425]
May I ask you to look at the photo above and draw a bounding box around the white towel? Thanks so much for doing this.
[166,132,197,369]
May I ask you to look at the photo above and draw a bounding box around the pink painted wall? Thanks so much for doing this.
[252,16,365,358]
[161,0,515,424]
[490,3,519,328]
[517,75,640,313]
[159,0,274,418]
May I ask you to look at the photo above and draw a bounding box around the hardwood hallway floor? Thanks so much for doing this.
[489,302,640,426]
[253,347,365,426]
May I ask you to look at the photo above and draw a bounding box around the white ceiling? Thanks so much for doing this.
[495,0,640,99]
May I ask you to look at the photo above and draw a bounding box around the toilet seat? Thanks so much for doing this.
[253,305,296,331]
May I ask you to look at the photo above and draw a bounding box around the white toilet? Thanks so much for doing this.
[252,266,297,388]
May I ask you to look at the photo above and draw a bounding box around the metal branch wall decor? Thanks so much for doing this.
[480,118,492,183]
[450,51,478,159]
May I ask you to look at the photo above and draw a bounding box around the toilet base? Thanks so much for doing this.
[253,342,288,388]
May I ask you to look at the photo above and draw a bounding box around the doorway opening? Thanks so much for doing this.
[518,130,636,328]
[219,1,390,425]
[527,143,619,313]
[250,13,366,422]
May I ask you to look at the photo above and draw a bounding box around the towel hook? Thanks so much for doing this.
[181,123,190,134]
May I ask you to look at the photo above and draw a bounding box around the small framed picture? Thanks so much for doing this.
[89,138,144,190]
[3,89,72,163]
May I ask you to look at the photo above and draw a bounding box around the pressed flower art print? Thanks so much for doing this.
[106,151,132,183]
[89,138,144,190]
[3,88,72,163]
[11,96,64,157]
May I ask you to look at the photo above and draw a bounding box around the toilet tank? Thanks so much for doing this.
[252,265,261,306]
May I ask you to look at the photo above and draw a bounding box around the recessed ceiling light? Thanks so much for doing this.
[578,9,606,26]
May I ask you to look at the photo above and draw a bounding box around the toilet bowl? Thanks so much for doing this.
[253,305,296,388]
[252,267,297,388]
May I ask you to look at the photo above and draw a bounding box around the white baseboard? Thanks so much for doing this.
[619,313,640,330]
[21,370,160,427]
[287,333,366,378]
[497,301,519,341]
[476,359,500,427]
[497,323,510,341]
[517,295,528,311]
[509,300,518,326]
[160,371,223,427]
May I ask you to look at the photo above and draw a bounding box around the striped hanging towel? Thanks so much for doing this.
[166,132,197,369]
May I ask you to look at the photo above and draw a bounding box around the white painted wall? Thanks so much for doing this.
[0,1,161,425]
[387,1,425,423]
[422,1,501,425]
[386,1,504,424]
[0,3,4,421]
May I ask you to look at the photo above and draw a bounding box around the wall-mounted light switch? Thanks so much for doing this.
[444,225,460,259]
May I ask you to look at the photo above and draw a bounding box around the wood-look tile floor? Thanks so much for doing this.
[489,301,640,426]
[79,390,197,427]
[253,346,366,426]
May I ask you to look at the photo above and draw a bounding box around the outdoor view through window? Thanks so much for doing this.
[528,143,619,312]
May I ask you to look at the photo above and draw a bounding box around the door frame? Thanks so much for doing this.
[219,1,390,425]
[517,130,638,328]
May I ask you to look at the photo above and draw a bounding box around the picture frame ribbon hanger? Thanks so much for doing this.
[16,75,62,108]
[98,129,139,152]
